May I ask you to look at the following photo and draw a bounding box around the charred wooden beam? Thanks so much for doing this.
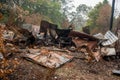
[69,31,99,41]
[55,28,72,38]
[39,20,58,38]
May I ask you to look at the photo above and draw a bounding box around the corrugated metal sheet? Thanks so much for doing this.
[102,31,118,46]
[24,49,73,69]
[93,33,104,39]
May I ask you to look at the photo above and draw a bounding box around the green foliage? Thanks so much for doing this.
[0,0,67,27]
[20,0,66,27]
[76,4,91,15]
[103,0,109,4]
[86,0,110,33]
[87,2,103,28]
[0,0,18,23]
[71,4,91,31]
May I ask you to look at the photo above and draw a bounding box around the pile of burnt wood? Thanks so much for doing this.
[39,20,118,61]
[1,20,119,62]
[38,20,102,61]
[1,23,36,49]
[39,20,73,47]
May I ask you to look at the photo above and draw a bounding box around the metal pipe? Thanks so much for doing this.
[110,0,115,31]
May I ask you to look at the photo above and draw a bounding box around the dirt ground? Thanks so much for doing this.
[6,48,120,80]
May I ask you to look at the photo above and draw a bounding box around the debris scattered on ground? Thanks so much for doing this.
[3,30,15,41]
[23,48,73,69]
[102,31,118,46]
[69,31,100,61]
[112,70,120,76]
[0,53,3,60]
[101,47,116,56]
[0,20,120,80]
[93,33,104,39]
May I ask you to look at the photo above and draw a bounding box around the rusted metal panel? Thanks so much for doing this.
[69,31,99,41]
[68,31,100,61]
[72,37,100,61]
[72,38,98,52]
[24,49,73,69]
[72,38,87,48]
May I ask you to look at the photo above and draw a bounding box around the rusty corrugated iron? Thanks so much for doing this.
[69,31,99,41]
[24,48,73,69]
[67,31,101,61]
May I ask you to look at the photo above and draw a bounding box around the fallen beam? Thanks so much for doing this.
[69,31,99,41]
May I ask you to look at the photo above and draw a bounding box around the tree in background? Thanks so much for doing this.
[60,0,74,18]
[96,4,111,33]
[19,0,65,26]
[87,0,111,34]
[0,0,26,24]
[59,0,74,28]
[0,0,68,27]
[69,4,91,31]
[87,2,103,33]
[114,14,120,52]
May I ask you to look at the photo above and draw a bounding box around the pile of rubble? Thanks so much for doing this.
[0,21,119,69]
